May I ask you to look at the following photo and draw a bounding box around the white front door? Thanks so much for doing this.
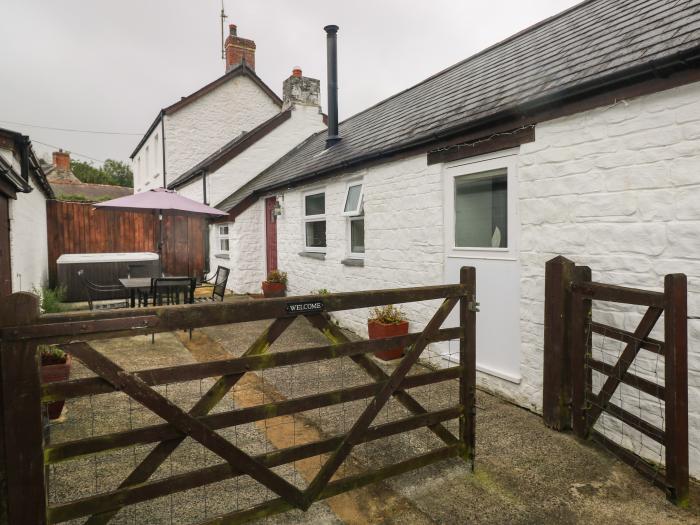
[443,151,522,384]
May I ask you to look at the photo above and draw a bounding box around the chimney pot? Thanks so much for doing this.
[52,150,71,172]
[225,23,256,72]
[292,66,302,78]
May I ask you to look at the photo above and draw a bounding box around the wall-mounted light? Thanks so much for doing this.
[273,201,283,217]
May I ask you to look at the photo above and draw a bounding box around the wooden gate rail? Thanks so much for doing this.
[543,256,688,506]
[0,269,477,525]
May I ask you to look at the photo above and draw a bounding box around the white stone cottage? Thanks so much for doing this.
[130,23,326,271]
[0,127,54,297]
[214,0,700,476]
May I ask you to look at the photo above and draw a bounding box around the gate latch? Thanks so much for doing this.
[468,301,480,312]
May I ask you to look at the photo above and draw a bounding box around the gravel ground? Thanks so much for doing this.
[45,313,700,525]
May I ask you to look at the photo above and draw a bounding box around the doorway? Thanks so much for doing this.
[265,197,278,275]
[443,152,522,383]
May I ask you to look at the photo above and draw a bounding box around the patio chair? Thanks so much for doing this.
[149,276,196,343]
[150,277,197,306]
[196,266,230,302]
[127,263,161,306]
[77,269,128,311]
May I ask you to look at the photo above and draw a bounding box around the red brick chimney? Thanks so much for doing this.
[225,24,256,72]
[52,150,71,172]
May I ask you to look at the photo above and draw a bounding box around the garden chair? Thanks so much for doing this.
[77,269,128,311]
[149,276,197,343]
[196,265,230,302]
[127,263,162,306]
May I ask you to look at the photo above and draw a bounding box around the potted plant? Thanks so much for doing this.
[262,270,288,298]
[40,345,72,420]
[368,305,409,361]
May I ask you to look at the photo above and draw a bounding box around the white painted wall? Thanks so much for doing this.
[228,81,700,477]
[9,173,49,294]
[209,199,266,293]
[133,125,163,193]
[165,75,280,186]
[178,104,326,207]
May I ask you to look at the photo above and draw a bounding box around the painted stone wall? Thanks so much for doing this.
[517,81,700,477]
[165,75,280,185]
[9,174,49,294]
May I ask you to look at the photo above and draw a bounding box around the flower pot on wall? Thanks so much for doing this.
[41,354,72,420]
[262,281,286,298]
[368,320,409,361]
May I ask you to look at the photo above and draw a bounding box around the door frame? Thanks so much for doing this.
[443,148,522,383]
[264,196,278,275]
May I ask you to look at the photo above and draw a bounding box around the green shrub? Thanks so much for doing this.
[316,288,330,295]
[39,286,66,313]
[38,345,67,365]
[265,270,288,285]
[369,304,407,324]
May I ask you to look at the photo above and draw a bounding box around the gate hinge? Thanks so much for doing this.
[468,301,480,312]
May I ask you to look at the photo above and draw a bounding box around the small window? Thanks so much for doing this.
[144,146,150,178]
[303,191,326,252]
[342,183,363,216]
[454,168,507,248]
[153,134,160,178]
[218,224,230,252]
[349,216,365,257]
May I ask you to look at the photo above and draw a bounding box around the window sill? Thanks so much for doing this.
[341,258,364,267]
[298,251,326,260]
[214,253,230,260]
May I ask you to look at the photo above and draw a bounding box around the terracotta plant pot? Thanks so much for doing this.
[368,320,409,361]
[41,354,72,420]
[262,281,286,298]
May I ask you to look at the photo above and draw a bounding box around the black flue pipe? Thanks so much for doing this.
[324,25,340,147]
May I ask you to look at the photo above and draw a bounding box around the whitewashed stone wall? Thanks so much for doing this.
[9,174,49,294]
[517,81,700,477]
[133,125,163,193]
[229,81,700,477]
[210,199,265,293]
[271,154,445,340]
[165,75,280,185]
[177,104,326,207]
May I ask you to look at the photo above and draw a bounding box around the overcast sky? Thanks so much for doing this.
[1,0,580,165]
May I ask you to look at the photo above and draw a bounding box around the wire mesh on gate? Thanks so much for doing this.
[583,316,666,482]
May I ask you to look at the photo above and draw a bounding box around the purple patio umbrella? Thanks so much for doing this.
[94,188,228,253]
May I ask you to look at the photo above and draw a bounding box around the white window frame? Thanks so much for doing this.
[153,134,160,179]
[217,223,230,253]
[347,214,365,259]
[444,151,518,259]
[302,189,326,253]
[341,181,364,216]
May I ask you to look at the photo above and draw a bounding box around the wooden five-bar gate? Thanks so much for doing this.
[0,267,476,524]
[543,256,689,505]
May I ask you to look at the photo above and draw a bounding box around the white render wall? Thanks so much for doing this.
[165,75,280,186]
[9,174,49,294]
[133,124,163,193]
[210,199,265,294]
[228,81,700,477]
[177,103,326,207]
[517,81,700,478]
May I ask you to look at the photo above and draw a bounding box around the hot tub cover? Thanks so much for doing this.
[57,252,159,264]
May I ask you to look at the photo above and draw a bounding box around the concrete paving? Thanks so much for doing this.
[45,311,699,524]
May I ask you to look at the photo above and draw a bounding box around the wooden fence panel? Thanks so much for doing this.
[46,201,206,286]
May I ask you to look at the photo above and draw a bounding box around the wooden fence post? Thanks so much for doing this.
[459,266,476,469]
[664,273,689,506]
[570,265,591,438]
[0,292,47,524]
[543,256,575,430]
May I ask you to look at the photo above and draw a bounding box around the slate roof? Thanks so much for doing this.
[167,109,292,190]
[50,182,133,202]
[217,0,700,211]
[130,63,283,159]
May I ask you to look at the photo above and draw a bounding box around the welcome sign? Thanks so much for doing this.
[285,300,325,315]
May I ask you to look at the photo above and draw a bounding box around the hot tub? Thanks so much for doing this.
[57,252,160,302]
